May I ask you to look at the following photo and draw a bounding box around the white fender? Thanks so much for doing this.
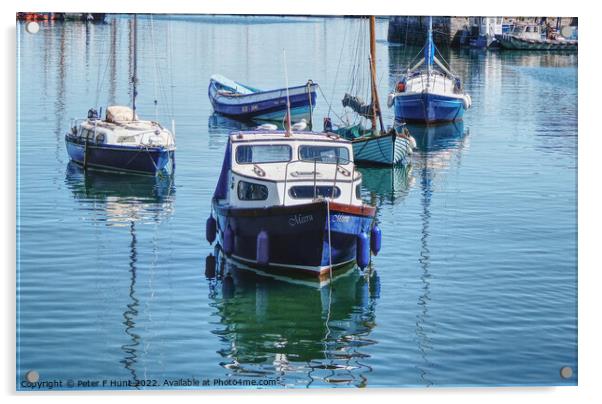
[463,94,472,110]
[387,92,396,108]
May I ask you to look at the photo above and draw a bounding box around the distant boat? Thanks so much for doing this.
[65,14,176,175]
[326,16,415,166]
[205,128,381,284]
[208,74,318,122]
[388,16,472,124]
[495,23,577,51]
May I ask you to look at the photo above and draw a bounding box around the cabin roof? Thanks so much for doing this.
[229,130,351,144]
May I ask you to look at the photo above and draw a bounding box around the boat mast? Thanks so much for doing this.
[369,16,384,133]
[131,14,138,121]
[425,16,434,88]
[283,50,292,136]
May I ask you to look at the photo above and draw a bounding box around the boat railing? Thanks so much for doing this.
[282,156,356,206]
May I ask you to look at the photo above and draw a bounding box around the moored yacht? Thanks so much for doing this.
[205,129,382,283]
[65,106,175,175]
[388,16,472,124]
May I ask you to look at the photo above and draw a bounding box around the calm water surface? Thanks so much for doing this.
[16,16,577,389]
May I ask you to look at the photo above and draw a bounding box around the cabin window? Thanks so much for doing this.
[237,180,268,201]
[288,185,341,199]
[235,144,292,164]
[356,184,361,199]
[298,145,350,164]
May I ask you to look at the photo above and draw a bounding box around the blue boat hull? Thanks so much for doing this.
[212,200,375,282]
[65,135,173,175]
[209,81,317,122]
[394,92,466,124]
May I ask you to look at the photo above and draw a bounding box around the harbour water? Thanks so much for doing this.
[16,15,577,389]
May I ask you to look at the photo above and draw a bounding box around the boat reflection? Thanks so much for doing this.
[407,121,466,152]
[64,162,176,226]
[357,165,414,206]
[64,162,175,387]
[407,121,467,386]
[205,251,380,387]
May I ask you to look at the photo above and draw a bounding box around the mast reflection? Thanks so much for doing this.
[408,121,467,386]
[64,163,175,385]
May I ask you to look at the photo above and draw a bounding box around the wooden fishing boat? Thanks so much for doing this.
[388,16,472,124]
[65,15,176,176]
[326,16,415,166]
[205,128,382,284]
[208,74,318,122]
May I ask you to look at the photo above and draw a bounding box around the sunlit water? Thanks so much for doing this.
[16,15,577,389]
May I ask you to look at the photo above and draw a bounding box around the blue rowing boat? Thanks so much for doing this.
[388,17,472,124]
[208,74,318,122]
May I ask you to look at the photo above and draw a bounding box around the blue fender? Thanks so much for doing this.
[370,225,382,255]
[223,225,234,255]
[356,232,370,269]
[206,216,217,244]
[256,230,270,266]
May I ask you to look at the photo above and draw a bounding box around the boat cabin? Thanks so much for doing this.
[214,131,363,208]
[510,24,542,40]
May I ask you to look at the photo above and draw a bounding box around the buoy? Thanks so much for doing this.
[370,225,382,256]
[206,216,217,244]
[205,254,216,279]
[223,225,234,255]
[256,230,270,266]
[356,232,370,270]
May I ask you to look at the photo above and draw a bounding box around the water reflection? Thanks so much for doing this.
[64,163,175,386]
[408,122,467,386]
[64,162,176,226]
[205,253,380,387]
[121,220,141,386]
[358,165,414,206]
[207,113,256,149]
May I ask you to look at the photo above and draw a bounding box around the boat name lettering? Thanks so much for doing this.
[288,214,314,227]
[332,214,350,223]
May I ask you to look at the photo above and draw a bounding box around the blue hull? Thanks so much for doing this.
[65,136,173,175]
[209,81,317,121]
[394,92,465,124]
[212,200,374,282]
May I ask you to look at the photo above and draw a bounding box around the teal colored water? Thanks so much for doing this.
[16,16,577,389]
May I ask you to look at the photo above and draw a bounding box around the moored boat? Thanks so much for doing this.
[495,24,577,51]
[65,106,175,175]
[65,14,176,176]
[325,16,415,166]
[208,74,318,122]
[205,129,382,284]
[388,16,472,124]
